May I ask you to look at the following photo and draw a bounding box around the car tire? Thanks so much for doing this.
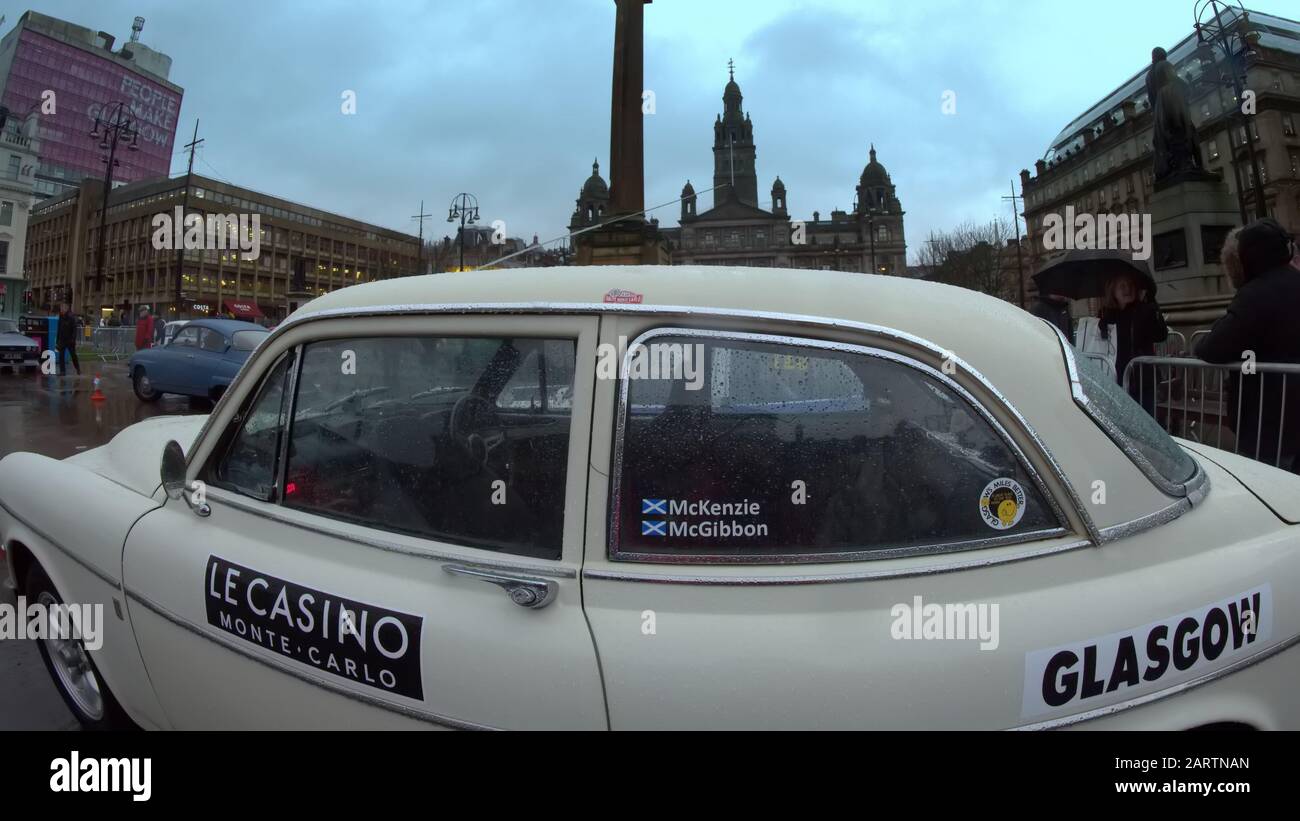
[25,562,138,731]
[132,368,160,402]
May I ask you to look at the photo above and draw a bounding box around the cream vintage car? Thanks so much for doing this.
[2,267,1298,730]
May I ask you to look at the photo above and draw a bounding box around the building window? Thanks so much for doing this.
[875,225,889,243]
[7,155,19,179]
[1207,139,1219,160]
[0,201,11,226]
[1290,150,1300,177]
[1284,115,1296,138]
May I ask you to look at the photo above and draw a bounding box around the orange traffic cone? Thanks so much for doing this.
[91,374,107,402]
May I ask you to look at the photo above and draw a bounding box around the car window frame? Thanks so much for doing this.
[272,333,580,560]
[203,347,299,502]
[172,326,200,348]
[198,327,229,353]
[608,326,1073,565]
[1047,322,1209,504]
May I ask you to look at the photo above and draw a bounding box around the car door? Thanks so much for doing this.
[192,326,232,396]
[580,318,1086,729]
[122,313,606,729]
[160,325,201,394]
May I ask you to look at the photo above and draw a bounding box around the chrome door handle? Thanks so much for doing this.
[442,564,557,609]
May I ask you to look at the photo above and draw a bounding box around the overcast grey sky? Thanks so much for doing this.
[19,0,1293,261]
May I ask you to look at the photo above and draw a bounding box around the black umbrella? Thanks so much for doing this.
[1031,248,1157,301]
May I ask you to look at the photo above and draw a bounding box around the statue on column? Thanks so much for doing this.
[1145,47,1209,184]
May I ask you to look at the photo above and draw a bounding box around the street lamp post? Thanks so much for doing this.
[1193,0,1268,221]
[88,102,139,297]
[446,193,480,272]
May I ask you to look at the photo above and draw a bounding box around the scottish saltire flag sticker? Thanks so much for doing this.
[642,499,667,515]
[642,520,667,536]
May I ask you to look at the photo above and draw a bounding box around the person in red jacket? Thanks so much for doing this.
[134,306,155,350]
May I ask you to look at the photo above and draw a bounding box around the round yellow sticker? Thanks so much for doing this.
[979,478,1026,530]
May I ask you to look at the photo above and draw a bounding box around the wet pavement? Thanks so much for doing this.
[0,362,210,730]
[0,362,211,460]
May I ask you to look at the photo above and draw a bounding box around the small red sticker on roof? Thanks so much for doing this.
[603,288,643,304]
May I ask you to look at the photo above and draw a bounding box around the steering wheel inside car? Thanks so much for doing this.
[449,394,507,466]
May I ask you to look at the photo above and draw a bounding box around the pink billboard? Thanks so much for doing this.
[2,29,182,184]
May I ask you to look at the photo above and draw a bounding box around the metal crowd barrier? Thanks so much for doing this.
[1155,330,1187,358]
[1123,356,1300,469]
[85,327,137,361]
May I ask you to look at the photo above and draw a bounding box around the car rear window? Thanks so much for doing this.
[232,330,269,351]
[613,333,1062,561]
[1074,357,1197,489]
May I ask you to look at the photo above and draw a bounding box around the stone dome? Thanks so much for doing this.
[582,159,608,198]
[860,145,889,187]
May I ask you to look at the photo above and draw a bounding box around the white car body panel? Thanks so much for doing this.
[0,452,170,728]
[0,267,1295,730]
[121,314,607,729]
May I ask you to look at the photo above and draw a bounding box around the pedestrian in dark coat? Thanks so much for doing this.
[1029,293,1075,344]
[55,303,81,376]
[1099,272,1168,415]
[1195,218,1300,472]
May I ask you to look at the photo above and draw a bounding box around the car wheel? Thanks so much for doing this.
[25,562,138,730]
[133,368,160,402]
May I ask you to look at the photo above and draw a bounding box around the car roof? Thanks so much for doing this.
[288,265,1062,393]
[187,318,265,335]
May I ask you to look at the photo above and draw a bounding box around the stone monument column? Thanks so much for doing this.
[575,0,671,266]
[607,0,645,217]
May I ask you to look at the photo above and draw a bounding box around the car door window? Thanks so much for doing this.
[614,332,1062,561]
[172,327,199,348]
[282,336,576,560]
[199,328,227,353]
[206,354,294,500]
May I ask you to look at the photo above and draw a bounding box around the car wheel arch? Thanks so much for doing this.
[6,538,34,597]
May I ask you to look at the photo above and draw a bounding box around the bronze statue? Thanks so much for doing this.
[1145,47,1207,184]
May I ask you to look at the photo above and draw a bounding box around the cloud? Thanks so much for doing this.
[22,0,1226,264]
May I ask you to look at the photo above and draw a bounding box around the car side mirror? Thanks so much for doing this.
[161,440,187,499]
[160,440,210,517]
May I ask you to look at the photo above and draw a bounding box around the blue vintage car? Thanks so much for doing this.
[128,318,268,402]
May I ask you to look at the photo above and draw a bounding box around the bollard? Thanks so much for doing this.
[91,374,106,402]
